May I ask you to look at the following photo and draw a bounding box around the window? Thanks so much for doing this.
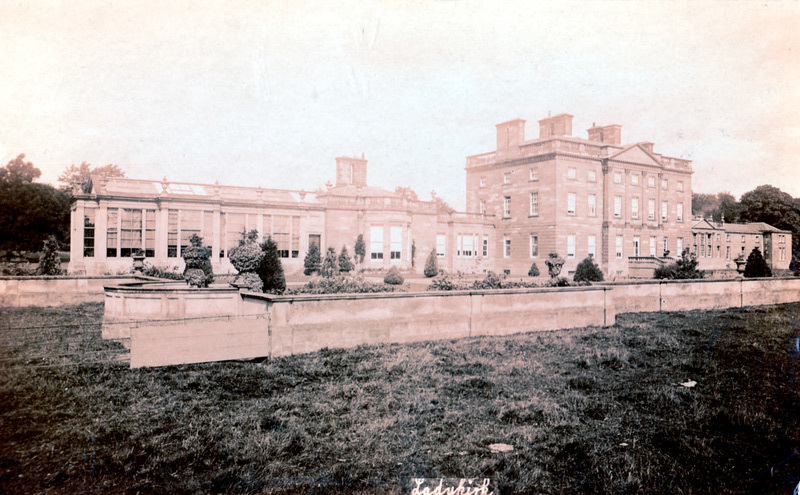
[567,167,576,179]
[530,192,539,216]
[716,233,720,241]
[218,213,226,258]
[726,246,730,260]
[650,236,656,257]
[436,235,446,257]
[107,208,118,257]
[726,233,730,242]
[648,199,655,220]
[503,172,511,184]
[677,181,684,191]
[662,201,668,221]
[480,199,486,215]
[780,247,786,261]
[482,236,489,257]
[503,196,511,218]
[588,170,596,182]
[615,235,623,259]
[663,236,668,256]
[120,209,143,257]
[530,234,538,258]
[779,234,786,244]
[741,235,746,243]
[529,168,538,181]
[755,235,760,244]
[567,193,576,215]
[631,174,639,185]
[226,213,247,256]
[504,236,511,258]
[631,198,639,218]
[479,177,486,187]
[633,236,640,257]
[648,176,656,188]
[588,235,596,258]
[588,194,596,216]
[144,210,155,257]
[291,216,300,258]
[677,203,683,222]
[614,172,622,183]
[83,209,96,257]
[567,235,575,258]
[370,226,384,259]
[462,234,474,257]
[677,237,684,254]
[614,196,622,217]
[390,226,402,260]
[181,210,202,257]
[168,209,179,257]
[716,245,720,257]
[309,234,321,252]
[662,179,668,190]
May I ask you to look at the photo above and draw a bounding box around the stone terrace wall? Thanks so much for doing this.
[0,275,143,308]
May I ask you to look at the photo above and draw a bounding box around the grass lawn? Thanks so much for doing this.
[1,302,800,494]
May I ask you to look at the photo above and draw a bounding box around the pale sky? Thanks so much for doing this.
[2,0,799,210]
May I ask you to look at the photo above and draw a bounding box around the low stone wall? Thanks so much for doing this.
[0,275,143,307]
[102,283,241,340]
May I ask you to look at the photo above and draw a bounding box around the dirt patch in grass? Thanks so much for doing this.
[1,303,800,493]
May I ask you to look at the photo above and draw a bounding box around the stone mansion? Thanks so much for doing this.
[69,112,790,277]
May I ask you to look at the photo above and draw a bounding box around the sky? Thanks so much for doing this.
[1,0,799,210]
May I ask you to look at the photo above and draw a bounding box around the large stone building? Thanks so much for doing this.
[72,111,789,278]
[691,219,792,273]
[464,113,693,277]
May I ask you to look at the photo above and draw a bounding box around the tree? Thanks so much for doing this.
[338,245,354,273]
[36,236,63,275]
[744,247,772,278]
[58,162,125,192]
[0,157,70,251]
[528,262,540,277]
[714,192,741,223]
[739,185,800,272]
[257,237,286,294]
[394,186,419,201]
[320,247,340,278]
[573,256,604,282]
[544,253,565,279]
[431,190,456,214]
[411,239,416,268]
[384,266,404,285]
[424,249,439,277]
[0,154,41,183]
[354,234,366,266]
[303,243,321,275]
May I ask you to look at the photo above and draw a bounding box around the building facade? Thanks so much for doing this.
[465,113,694,277]
[691,219,792,273]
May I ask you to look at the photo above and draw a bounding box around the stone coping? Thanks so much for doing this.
[0,274,149,281]
[599,276,796,286]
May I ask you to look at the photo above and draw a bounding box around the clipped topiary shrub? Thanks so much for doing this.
[182,234,213,287]
[320,247,340,278]
[384,266,404,285]
[354,234,366,266]
[258,237,286,294]
[36,236,63,275]
[424,249,438,278]
[654,249,703,280]
[744,247,772,278]
[303,243,321,276]
[236,272,263,292]
[545,252,565,279]
[338,245,354,273]
[573,256,604,283]
[528,262,540,277]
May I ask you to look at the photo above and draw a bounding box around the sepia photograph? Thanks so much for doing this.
[2,0,800,493]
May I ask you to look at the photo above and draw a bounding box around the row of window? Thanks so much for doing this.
[498,234,685,260]
[83,208,304,259]
[491,193,684,222]
[370,226,403,260]
[481,167,685,192]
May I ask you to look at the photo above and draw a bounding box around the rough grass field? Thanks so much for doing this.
[1,302,800,494]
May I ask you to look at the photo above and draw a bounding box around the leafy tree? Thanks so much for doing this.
[738,185,800,272]
[544,252,565,279]
[714,193,741,223]
[411,239,416,268]
[354,234,366,266]
[424,249,439,277]
[58,162,125,193]
[0,154,41,183]
[394,186,419,201]
[692,192,718,218]
[654,249,704,279]
[744,247,772,278]
[182,234,214,287]
[573,256,604,282]
[528,262,540,277]
[257,237,286,294]
[0,157,70,251]
[320,247,339,278]
[431,190,456,214]
[303,243,321,276]
[36,236,63,275]
[338,245,354,273]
